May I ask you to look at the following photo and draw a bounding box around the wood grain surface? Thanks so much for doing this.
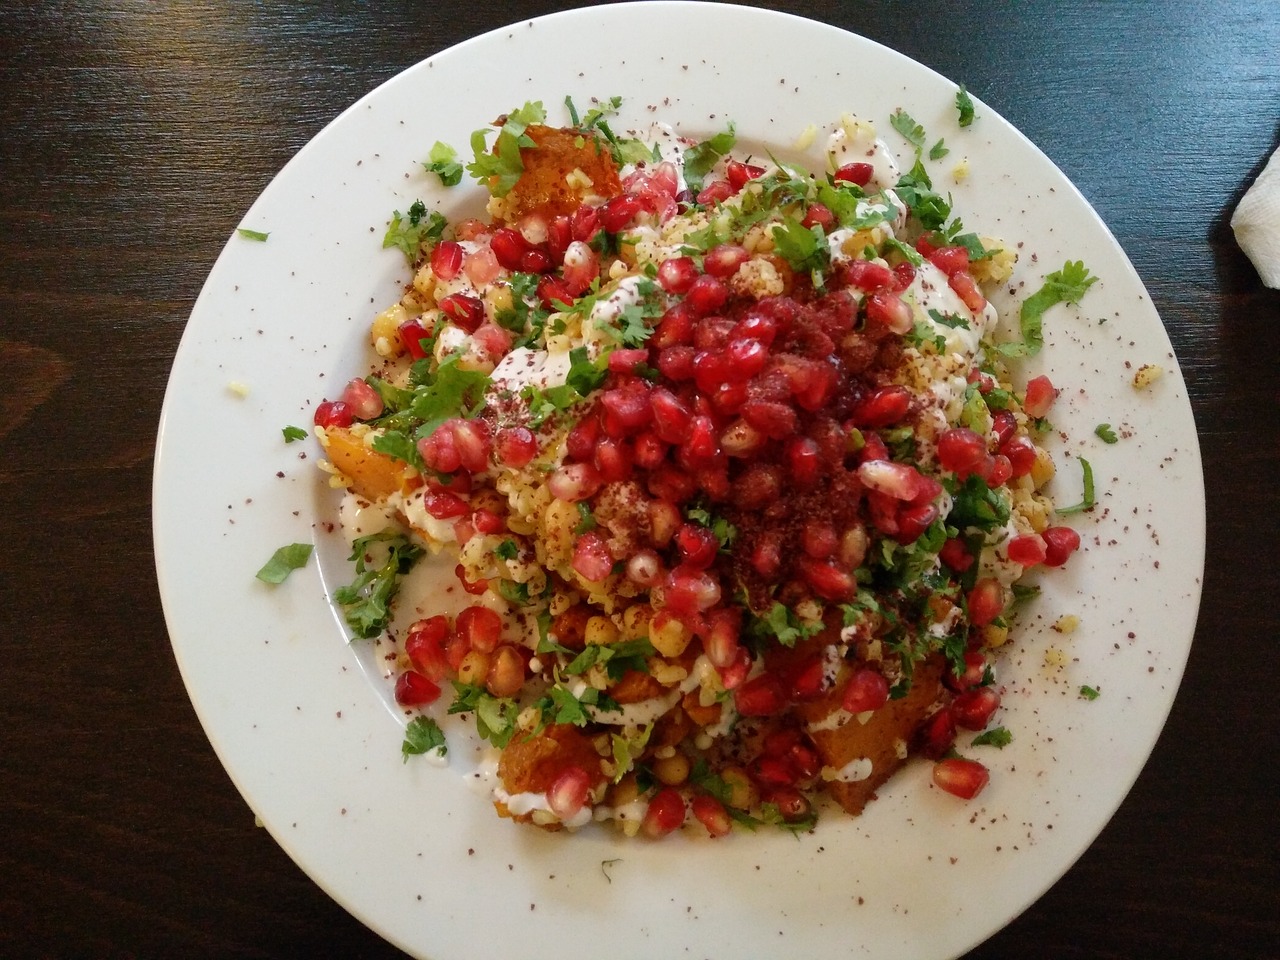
[1,1,1277,957]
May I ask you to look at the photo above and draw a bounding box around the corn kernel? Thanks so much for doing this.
[648,614,692,658]
[1030,446,1056,490]
[1043,647,1068,669]
[1133,364,1163,389]
[653,752,690,786]
[584,616,619,646]
[1053,614,1080,634]
[981,622,1009,648]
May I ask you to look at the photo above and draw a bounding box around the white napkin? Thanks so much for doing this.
[1231,145,1280,288]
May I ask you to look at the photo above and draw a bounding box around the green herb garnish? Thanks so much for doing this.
[255,543,313,584]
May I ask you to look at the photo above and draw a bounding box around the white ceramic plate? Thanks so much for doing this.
[153,3,1204,958]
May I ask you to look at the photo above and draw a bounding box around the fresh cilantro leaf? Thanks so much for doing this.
[1000,261,1098,358]
[401,716,447,762]
[747,602,821,649]
[383,201,447,262]
[956,85,976,127]
[282,425,307,443]
[448,682,520,748]
[890,108,927,149]
[1079,684,1101,701]
[1056,457,1096,515]
[1095,423,1119,444]
[894,158,951,231]
[928,308,970,330]
[882,236,925,267]
[971,726,1012,748]
[947,474,1011,531]
[538,683,616,728]
[407,354,492,436]
[683,123,737,194]
[467,104,547,199]
[770,218,831,277]
[496,579,531,605]
[495,539,518,561]
[928,138,949,161]
[423,141,464,186]
[574,501,597,535]
[255,543,313,584]
[610,724,653,782]
[334,532,424,639]
[236,227,269,242]
[370,429,422,470]
[566,346,607,396]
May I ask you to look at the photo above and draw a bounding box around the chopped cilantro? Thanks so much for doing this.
[382,201,447,262]
[255,542,313,584]
[565,638,656,681]
[894,158,951,231]
[956,85,976,127]
[971,726,1012,748]
[1056,457,1096,515]
[947,473,1011,531]
[236,227,269,242]
[890,108,927,149]
[495,539,518,561]
[998,260,1098,358]
[683,123,737,194]
[928,308,970,330]
[1079,685,1101,701]
[928,138,949,161]
[407,354,492,437]
[1095,423,1119,444]
[610,724,653,782]
[449,682,520,748]
[770,217,831,281]
[467,102,547,198]
[281,425,307,443]
[334,532,424,639]
[573,501,597,535]
[566,346,608,396]
[747,602,821,648]
[422,141,463,186]
[401,716,447,762]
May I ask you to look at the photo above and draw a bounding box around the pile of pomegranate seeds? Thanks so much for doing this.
[316,103,1088,837]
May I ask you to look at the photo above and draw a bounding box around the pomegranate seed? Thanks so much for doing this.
[801,520,838,559]
[423,490,468,520]
[570,204,601,243]
[753,754,797,788]
[404,616,453,681]
[939,537,975,573]
[430,240,464,280]
[735,673,787,717]
[784,436,822,488]
[704,243,750,278]
[896,502,939,545]
[842,668,890,713]
[642,786,686,838]
[489,227,530,270]
[397,318,432,359]
[684,274,729,316]
[561,240,599,295]
[720,419,765,457]
[936,427,987,475]
[457,605,502,653]
[842,259,895,292]
[703,608,742,667]
[693,316,736,352]
[1023,375,1056,419]
[394,670,441,707]
[547,766,592,821]
[891,261,916,291]
[725,159,765,188]
[658,256,700,294]
[1000,435,1038,478]
[464,246,502,286]
[801,201,835,232]
[928,245,970,275]
[546,215,572,262]
[438,293,485,333]
[471,508,505,535]
[797,557,856,602]
[495,426,537,468]
[952,686,1001,731]
[675,523,719,570]
[451,419,492,472]
[740,400,798,439]
[593,437,633,482]
[1042,525,1082,566]
[682,415,720,463]
[565,413,601,462]
[651,302,695,347]
[571,531,614,582]
[833,161,874,186]
[661,565,721,614]
[696,179,736,205]
[949,271,986,313]
[537,275,576,309]
[920,708,957,760]
[731,312,778,347]
[649,388,694,444]
[766,787,812,823]
[313,399,353,429]
[417,425,462,474]
[786,656,829,701]
[749,533,783,578]
[632,431,668,469]
[864,291,914,334]
[647,464,698,504]
[858,431,889,463]
[1007,533,1047,567]
[852,385,911,428]
[656,345,695,381]
[989,410,1017,447]
[625,549,664,587]
[455,563,488,596]
[548,462,603,502]
[857,459,931,501]
[519,248,553,274]
[457,520,480,550]
[932,757,990,800]
[986,454,1013,486]
[608,348,651,375]
[691,794,732,838]
[967,578,1006,627]
[599,194,643,233]
[732,462,783,510]
[726,338,768,377]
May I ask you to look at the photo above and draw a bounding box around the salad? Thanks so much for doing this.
[311,97,1093,837]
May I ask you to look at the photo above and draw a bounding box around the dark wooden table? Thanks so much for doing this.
[3,1,1277,957]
